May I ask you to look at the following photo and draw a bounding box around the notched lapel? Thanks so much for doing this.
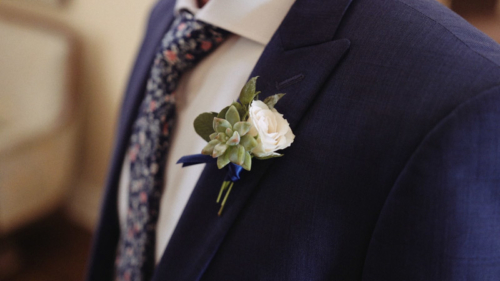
[249,38,351,130]
[153,0,353,279]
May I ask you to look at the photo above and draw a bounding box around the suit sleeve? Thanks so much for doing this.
[362,85,500,281]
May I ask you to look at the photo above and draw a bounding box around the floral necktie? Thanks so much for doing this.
[115,10,229,281]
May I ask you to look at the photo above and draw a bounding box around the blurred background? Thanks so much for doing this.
[0,0,498,280]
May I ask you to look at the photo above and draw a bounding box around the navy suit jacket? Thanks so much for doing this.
[87,0,500,280]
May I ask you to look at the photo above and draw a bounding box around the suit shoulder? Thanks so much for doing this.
[340,0,500,92]
[427,83,500,143]
[394,0,500,67]
[362,84,500,280]
[344,0,500,67]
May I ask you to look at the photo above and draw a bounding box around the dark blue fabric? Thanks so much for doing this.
[177,154,243,182]
[177,154,217,167]
[87,0,500,280]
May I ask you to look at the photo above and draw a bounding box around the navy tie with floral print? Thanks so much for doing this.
[115,10,229,281]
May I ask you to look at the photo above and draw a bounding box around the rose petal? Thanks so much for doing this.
[248,100,294,156]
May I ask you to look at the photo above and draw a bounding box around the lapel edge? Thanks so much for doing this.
[155,0,356,279]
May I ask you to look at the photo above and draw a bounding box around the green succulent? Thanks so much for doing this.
[190,77,289,216]
[201,105,257,171]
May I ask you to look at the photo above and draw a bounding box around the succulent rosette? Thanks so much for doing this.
[180,76,294,215]
[201,105,257,171]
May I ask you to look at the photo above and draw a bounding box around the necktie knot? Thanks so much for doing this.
[159,10,229,73]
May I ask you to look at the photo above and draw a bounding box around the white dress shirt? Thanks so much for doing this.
[117,0,295,263]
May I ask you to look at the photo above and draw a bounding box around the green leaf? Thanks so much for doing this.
[227,131,241,146]
[233,122,251,136]
[216,132,228,142]
[239,76,258,105]
[254,153,283,160]
[240,134,257,152]
[225,105,240,126]
[241,151,252,171]
[263,93,286,109]
[213,143,229,158]
[254,91,261,101]
[217,152,230,169]
[229,145,245,166]
[213,117,231,133]
[194,112,218,142]
[201,139,220,155]
[217,106,229,119]
[218,102,247,120]
[232,102,247,120]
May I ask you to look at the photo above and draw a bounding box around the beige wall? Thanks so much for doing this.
[0,0,156,229]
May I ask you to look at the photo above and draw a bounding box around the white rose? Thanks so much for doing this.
[247,100,295,157]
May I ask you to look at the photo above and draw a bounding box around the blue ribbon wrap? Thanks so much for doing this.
[177,154,243,182]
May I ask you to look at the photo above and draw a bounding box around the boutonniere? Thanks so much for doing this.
[177,77,295,215]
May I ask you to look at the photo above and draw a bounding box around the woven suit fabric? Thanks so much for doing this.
[115,10,229,281]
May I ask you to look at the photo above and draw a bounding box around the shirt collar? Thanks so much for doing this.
[175,0,295,45]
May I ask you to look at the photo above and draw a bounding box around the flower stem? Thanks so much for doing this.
[218,182,234,216]
[217,181,229,203]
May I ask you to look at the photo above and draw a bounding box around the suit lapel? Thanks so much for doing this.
[153,0,352,280]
